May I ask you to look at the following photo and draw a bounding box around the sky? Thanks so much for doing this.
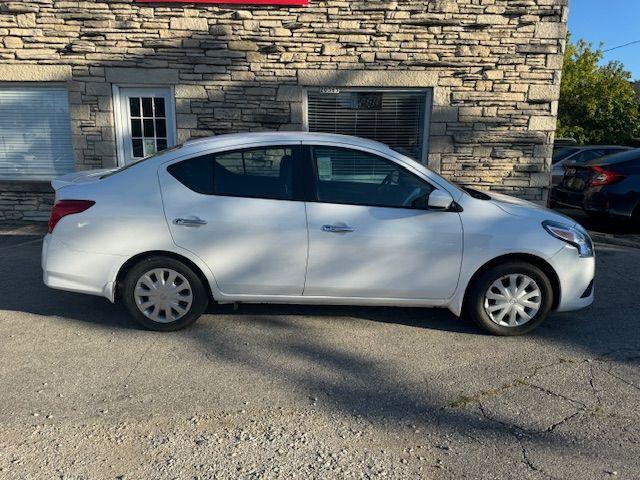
[568,0,640,80]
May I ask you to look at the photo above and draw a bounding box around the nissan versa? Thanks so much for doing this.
[42,133,595,335]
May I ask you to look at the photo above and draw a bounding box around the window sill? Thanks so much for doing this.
[0,180,54,193]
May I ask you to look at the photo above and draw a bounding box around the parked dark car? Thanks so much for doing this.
[554,149,640,222]
[551,145,632,186]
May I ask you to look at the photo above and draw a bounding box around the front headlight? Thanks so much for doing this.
[542,221,594,258]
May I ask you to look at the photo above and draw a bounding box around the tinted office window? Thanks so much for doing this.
[312,147,433,208]
[307,89,429,162]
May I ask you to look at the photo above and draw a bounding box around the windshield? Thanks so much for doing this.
[552,146,580,164]
[101,144,183,179]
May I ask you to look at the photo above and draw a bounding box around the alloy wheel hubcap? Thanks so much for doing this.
[483,274,542,327]
[134,268,193,323]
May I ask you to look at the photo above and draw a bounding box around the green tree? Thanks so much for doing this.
[558,39,640,145]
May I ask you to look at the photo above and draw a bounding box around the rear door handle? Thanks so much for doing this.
[322,224,355,233]
[174,217,207,227]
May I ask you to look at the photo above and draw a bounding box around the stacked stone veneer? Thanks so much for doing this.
[0,186,53,221]
[0,0,568,220]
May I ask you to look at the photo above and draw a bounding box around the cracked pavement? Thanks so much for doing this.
[0,231,639,479]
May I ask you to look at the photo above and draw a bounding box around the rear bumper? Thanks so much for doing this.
[583,189,636,219]
[42,234,121,301]
[548,245,595,312]
[552,187,585,210]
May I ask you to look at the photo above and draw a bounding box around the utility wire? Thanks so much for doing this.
[603,39,640,52]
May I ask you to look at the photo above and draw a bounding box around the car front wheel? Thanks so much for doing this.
[465,261,554,336]
[122,256,209,331]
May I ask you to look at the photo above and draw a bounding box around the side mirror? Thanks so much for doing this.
[427,189,454,210]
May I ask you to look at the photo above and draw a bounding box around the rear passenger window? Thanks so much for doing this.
[214,147,294,199]
[167,146,296,200]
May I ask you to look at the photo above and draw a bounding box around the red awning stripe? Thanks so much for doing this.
[135,0,308,4]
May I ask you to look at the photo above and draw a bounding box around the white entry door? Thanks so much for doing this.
[115,87,176,165]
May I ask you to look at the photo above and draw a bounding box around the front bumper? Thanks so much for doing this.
[42,234,122,301]
[548,244,595,312]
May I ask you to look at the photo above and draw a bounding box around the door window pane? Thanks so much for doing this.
[141,97,153,117]
[154,97,165,117]
[129,97,140,117]
[132,138,143,158]
[312,147,433,208]
[143,119,154,137]
[144,139,156,156]
[155,118,167,137]
[131,119,142,137]
[214,147,295,200]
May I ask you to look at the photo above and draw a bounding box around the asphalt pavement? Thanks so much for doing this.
[0,227,639,479]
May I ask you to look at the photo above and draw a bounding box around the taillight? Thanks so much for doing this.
[590,166,624,187]
[48,200,95,233]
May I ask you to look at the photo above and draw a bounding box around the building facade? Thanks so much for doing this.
[0,0,568,221]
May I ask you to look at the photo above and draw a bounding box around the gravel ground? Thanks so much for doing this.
[0,232,639,479]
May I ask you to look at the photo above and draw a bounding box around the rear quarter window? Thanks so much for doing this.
[167,154,214,194]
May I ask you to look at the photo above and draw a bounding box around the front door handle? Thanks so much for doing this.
[174,217,207,227]
[322,224,355,233]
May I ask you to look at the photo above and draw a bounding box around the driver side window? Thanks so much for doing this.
[312,146,433,208]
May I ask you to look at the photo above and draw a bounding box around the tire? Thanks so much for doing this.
[122,256,209,331]
[465,261,554,336]
[632,205,640,228]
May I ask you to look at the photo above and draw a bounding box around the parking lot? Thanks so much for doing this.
[1,222,639,479]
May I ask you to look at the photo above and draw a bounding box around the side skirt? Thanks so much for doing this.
[214,294,451,309]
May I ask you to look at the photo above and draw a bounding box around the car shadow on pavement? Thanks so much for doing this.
[205,302,481,335]
[0,235,140,330]
[0,235,477,334]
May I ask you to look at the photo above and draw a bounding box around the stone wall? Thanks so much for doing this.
[0,0,568,218]
[0,183,53,221]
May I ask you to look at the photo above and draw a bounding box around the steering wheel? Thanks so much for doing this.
[403,188,426,207]
[377,172,397,193]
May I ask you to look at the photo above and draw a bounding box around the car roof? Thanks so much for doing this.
[582,148,640,166]
[563,145,632,150]
[181,131,393,153]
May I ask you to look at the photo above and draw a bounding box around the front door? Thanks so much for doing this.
[159,144,308,296]
[303,145,463,299]
[115,87,176,165]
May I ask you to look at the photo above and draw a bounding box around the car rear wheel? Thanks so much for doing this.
[122,256,209,331]
[465,261,554,336]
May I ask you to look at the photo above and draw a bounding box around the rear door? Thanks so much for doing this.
[159,144,308,296]
[303,144,463,300]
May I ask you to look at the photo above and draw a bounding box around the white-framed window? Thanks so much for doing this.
[113,86,177,166]
[306,88,433,164]
[0,85,75,181]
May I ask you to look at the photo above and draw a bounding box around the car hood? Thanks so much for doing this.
[51,168,117,190]
[486,191,578,227]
